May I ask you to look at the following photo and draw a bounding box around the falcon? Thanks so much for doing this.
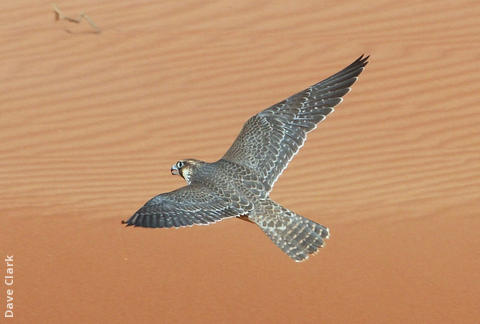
[123,55,369,262]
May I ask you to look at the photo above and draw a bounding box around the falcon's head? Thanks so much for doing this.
[171,159,203,184]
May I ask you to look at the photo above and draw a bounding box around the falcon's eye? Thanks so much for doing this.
[176,161,184,169]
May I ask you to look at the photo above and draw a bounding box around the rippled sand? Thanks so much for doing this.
[0,1,479,322]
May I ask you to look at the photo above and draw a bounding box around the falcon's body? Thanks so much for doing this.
[124,55,369,262]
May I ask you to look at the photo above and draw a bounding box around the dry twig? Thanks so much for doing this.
[52,3,101,33]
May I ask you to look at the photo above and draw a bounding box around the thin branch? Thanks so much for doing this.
[52,3,101,33]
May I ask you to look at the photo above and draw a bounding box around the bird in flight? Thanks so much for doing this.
[123,55,369,262]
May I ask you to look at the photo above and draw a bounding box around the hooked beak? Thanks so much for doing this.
[171,164,179,175]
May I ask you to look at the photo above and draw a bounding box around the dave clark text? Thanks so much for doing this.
[4,255,13,318]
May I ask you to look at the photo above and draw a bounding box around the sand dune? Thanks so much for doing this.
[1,0,479,323]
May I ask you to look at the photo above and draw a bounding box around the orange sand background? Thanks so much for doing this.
[1,1,479,323]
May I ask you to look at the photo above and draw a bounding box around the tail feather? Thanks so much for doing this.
[253,200,330,262]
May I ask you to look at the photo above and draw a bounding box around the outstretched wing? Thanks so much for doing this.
[123,184,245,228]
[222,55,369,191]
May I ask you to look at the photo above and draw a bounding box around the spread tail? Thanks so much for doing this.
[252,199,330,262]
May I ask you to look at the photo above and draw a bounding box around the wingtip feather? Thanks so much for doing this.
[122,219,133,226]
